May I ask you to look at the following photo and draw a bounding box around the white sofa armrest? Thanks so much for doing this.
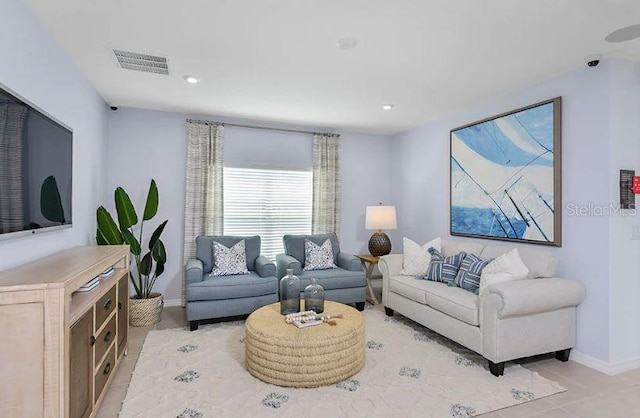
[481,278,585,319]
[379,254,403,306]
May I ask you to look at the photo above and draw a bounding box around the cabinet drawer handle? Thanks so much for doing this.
[90,336,96,346]
[104,299,112,310]
[104,331,112,343]
[118,302,122,310]
[103,362,111,375]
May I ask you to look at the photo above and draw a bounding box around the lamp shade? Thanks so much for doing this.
[365,206,397,230]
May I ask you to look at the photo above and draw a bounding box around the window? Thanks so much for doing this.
[223,166,312,260]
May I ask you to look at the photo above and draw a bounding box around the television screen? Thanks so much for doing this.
[0,85,72,239]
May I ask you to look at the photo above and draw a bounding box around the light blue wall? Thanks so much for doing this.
[0,0,108,269]
[607,60,640,366]
[106,108,393,302]
[391,60,640,366]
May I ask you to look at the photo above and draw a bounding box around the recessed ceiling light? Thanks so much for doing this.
[183,75,200,84]
[382,104,394,111]
[336,37,358,50]
[605,24,640,43]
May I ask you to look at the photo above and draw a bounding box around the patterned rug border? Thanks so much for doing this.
[120,306,565,418]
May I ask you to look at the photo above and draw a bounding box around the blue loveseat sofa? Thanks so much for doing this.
[276,233,367,311]
[185,235,279,330]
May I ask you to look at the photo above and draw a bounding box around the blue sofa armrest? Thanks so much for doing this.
[276,254,302,277]
[186,259,204,284]
[337,252,361,271]
[255,255,276,278]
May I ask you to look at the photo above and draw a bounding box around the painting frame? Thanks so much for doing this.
[450,97,562,247]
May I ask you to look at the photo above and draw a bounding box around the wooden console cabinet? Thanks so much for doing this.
[0,246,130,418]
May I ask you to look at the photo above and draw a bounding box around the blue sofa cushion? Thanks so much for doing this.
[196,235,261,273]
[451,253,493,294]
[425,248,466,285]
[296,268,366,290]
[283,233,340,268]
[187,271,278,302]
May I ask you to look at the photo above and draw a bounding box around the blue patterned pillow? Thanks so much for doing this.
[451,253,493,294]
[425,248,466,285]
[303,239,337,271]
[210,240,249,276]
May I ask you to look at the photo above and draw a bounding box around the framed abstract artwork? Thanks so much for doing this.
[450,97,562,246]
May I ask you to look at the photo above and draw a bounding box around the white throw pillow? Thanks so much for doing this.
[479,248,529,294]
[304,239,337,271]
[210,240,250,277]
[401,237,442,276]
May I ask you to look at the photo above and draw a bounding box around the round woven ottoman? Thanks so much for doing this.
[245,301,365,388]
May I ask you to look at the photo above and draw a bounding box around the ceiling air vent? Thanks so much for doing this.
[113,49,169,75]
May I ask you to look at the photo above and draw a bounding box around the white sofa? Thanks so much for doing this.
[379,239,586,376]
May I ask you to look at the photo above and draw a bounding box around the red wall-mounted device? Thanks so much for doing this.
[632,176,640,194]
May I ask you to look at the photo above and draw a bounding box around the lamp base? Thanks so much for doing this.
[368,231,391,257]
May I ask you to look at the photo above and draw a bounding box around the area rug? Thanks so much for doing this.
[119,307,565,417]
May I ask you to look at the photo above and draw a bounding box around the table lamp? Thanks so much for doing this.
[365,204,397,256]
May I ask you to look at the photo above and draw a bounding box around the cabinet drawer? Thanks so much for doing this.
[94,344,116,403]
[95,285,116,330]
[94,315,116,367]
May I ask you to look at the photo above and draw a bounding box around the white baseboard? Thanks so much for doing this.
[163,298,183,308]
[570,350,640,375]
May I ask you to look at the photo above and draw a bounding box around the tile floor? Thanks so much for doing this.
[97,287,640,417]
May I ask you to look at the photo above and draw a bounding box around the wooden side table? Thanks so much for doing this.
[356,254,381,305]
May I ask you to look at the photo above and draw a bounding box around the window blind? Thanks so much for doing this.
[223,166,313,260]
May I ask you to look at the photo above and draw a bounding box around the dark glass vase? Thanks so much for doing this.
[279,269,301,315]
[304,277,324,314]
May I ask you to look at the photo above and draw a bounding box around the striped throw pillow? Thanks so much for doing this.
[451,253,493,294]
[424,248,466,285]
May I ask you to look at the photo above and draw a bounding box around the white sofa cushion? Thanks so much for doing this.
[480,245,559,279]
[425,283,479,326]
[479,248,529,294]
[388,275,479,326]
[401,237,441,276]
[388,275,431,304]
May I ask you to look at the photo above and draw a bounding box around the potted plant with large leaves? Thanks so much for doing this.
[96,179,168,327]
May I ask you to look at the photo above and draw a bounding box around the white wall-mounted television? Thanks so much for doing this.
[0,84,72,240]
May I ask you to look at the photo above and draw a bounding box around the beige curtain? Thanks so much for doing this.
[182,121,224,304]
[0,102,27,233]
[312,133,341,236]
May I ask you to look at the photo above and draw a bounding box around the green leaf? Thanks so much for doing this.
[40,176,65,224]
[154,258,165,278]
[151,239,166,263]
[149,220,168,252]
[96,207,123,245]
[143,179,159,221]
[96,229,108,245]
[140,252,153,276]
[114,187,138,230]
[121,229,141,255]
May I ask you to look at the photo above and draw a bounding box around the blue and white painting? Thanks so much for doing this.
[450,98,561,245]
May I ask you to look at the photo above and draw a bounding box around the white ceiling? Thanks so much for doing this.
[24,0,640,135]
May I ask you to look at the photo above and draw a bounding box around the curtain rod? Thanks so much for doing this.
[186,118,339,137]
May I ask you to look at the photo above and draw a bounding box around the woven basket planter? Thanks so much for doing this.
[129,293,163,327]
